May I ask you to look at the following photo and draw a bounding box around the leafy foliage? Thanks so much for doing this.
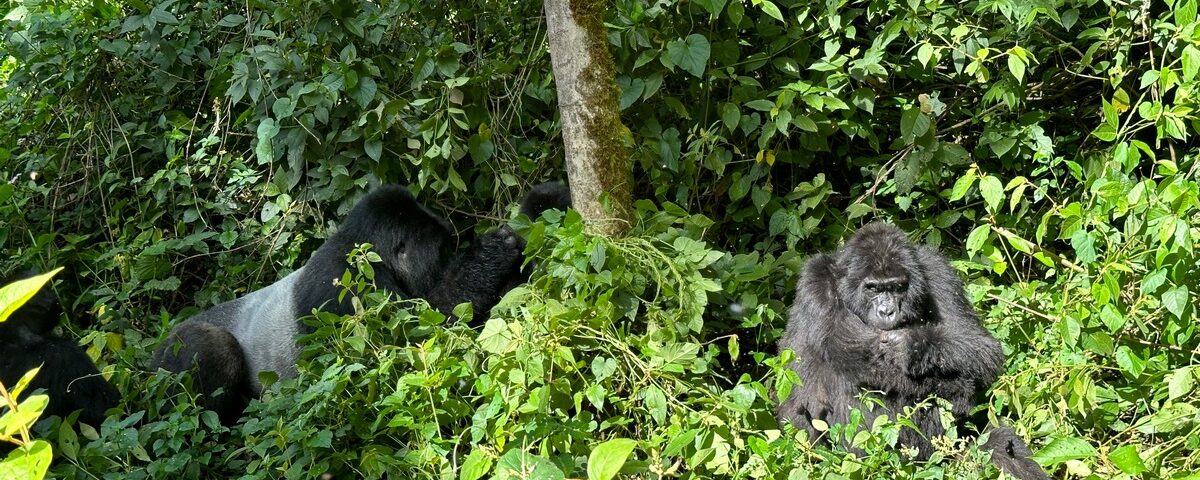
[0,0,1198,478]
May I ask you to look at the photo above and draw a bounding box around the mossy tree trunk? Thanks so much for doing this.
[544,0,634,237]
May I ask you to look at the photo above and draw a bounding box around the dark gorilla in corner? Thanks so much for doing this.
[776,222,1048,480]
[153,183,569,423]
[0,271,119,427]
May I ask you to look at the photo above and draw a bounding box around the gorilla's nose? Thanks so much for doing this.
[878,304,895,318]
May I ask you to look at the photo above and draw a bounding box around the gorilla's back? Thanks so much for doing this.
[194,268,304,392]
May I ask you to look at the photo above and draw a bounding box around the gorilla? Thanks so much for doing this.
[153,182,570,423]
[430,181,572,322]
[0,270,119,427]
[776,222,1047,480]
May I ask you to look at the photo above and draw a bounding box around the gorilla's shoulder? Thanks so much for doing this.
[796,253,839,297]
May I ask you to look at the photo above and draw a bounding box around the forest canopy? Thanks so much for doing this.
[0,0,1198,478]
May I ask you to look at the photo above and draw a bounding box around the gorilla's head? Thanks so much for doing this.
[518,181,572,219]
[334,185,454,298]
[835,222,929,330]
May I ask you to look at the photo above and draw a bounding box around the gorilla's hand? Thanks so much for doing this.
[478,225,525,272]
[878,329,937,378]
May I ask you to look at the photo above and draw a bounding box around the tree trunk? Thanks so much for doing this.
[543,0,634,237]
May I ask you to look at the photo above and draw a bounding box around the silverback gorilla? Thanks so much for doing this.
[776,222,1047,479]
[152,183,570,423]
[0,271,119,426]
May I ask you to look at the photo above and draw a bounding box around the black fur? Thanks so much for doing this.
[429,181,572,324]
[776,222,1047,479]
[151,184,567,423]
[0,271,118,426]
[152,185,459,424]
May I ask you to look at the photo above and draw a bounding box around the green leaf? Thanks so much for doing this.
[758,0,784,22]
[666,34,711,78]
[1167,367,1196,400]
[966,225,991,255]
[478,318,515,354]
[917,43,934,67]
[0,269,62,324]
[364,139,382,161]
[1108,445,1148,475]
[0,440,52,480]
[694,0,728,16]
[460,449,494,480]
[271,97,295,118]
[1030,437,1096,465]
[216,14,246,27]
[587,439,637,480]
[1006,53,1025,81]
[255,118,279,164]
[949,171,977,201]
[979,175,1003,212]
[1115,346,1145,378]
[719,102,739,132]
[354,77,378,108]
[1070,230,1097,263]
[792,115,817,132]
[1162,285,1189,319]
[642,386,667,424]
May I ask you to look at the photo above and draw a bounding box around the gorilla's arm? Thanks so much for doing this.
[900,247,1004,413]
[425,226,524,322]
[778,253,897,429]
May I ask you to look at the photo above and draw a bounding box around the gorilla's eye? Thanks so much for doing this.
[395,241,407,255]
[864,283,879,293]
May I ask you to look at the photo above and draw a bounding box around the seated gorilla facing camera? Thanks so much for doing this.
[152,182,570,424]
[0,270,119,427]
[776,222,1048,480]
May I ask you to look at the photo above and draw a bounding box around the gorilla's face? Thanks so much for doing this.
[386,223,453,298]
[855,272,910,330]
[836,223,927,331]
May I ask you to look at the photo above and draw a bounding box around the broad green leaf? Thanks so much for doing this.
[642,386,667,424]
[949,171,977,201]
[758,1,784,22]
[0,440,52,480]
[460,449,494,480]
[1114,346,1145,377]
[587,439,637,480]
[719,102,739,132]
[1167,367,1196,400]
[1030,436,1096,465]
[666,34,710,78]
[1108,445,1148,475]
[1006,52,1025,81]
[1163,285,1189,319]
[0,269,62,325]
[477,318,515,354]
[1070,229,1096,263]
[966,225,991,254]
[695,0,728,16]
[271,97,294,118]
[0,394,49,437]
[917,43,934,67]
[254,118,279,164]
[978,175,1003,212]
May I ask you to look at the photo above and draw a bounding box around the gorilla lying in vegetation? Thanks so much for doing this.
[0,270,119,427]
[153,183,570,423]
[776,222,1047,480]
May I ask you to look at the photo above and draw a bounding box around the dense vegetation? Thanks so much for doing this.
[1,0,1197,478]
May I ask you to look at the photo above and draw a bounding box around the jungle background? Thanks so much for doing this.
[0,0,1198,478]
